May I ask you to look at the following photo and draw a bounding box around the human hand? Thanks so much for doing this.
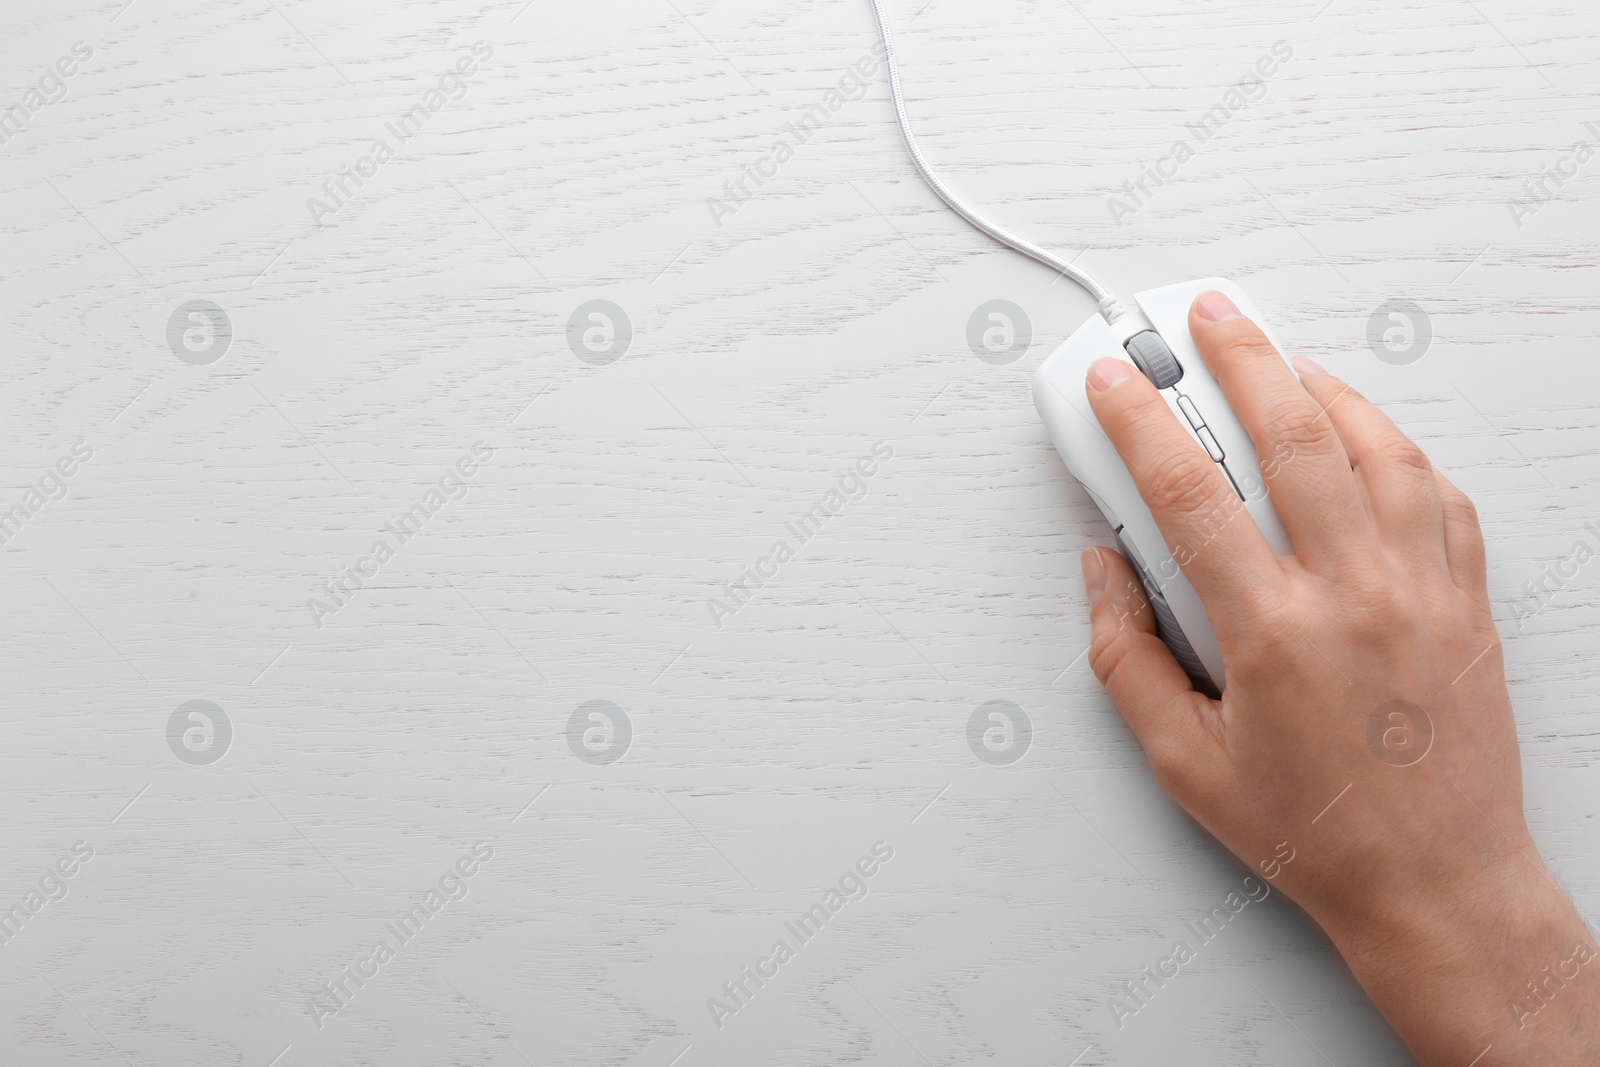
[1079,290,1599,1065]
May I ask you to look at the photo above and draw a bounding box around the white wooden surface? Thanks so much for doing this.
[3,0,1599,1063]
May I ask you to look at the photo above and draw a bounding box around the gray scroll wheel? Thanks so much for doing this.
[1123,330,1184,390]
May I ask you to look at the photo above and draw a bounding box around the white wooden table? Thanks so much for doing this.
[3,0,1598,1063]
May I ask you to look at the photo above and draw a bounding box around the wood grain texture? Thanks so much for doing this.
[1,0,1598,1063]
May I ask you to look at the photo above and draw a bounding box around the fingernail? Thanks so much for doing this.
[1293,355,1328,377]
[1088,358,1133,392]
[1082,547,1108,604]
[1194,290,1242,322]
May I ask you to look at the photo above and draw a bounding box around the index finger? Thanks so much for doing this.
[1085,356,1284,628]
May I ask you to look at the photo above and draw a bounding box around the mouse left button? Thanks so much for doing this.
[1124,331,1183,390]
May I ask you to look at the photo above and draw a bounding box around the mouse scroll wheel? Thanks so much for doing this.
[1124,331,1184,390]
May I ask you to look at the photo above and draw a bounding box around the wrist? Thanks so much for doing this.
[1318,851,1598,1064]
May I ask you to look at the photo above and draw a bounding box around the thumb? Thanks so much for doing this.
[1082,546,1214,768]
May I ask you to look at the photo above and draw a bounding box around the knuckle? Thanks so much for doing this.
[1221,329,1283,366]
[1469,620,1504,661]
[1372,434,1433,476]
[1261,399,1338,454]
[1143,450,1224,522]
[1087,618,1136,686]
[1088,587,1152,675]
[1441,486,1481,529]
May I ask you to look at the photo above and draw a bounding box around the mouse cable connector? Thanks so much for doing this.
[867,0,1130,324]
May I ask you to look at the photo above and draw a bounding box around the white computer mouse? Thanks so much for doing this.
[1032,278,1297,695]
